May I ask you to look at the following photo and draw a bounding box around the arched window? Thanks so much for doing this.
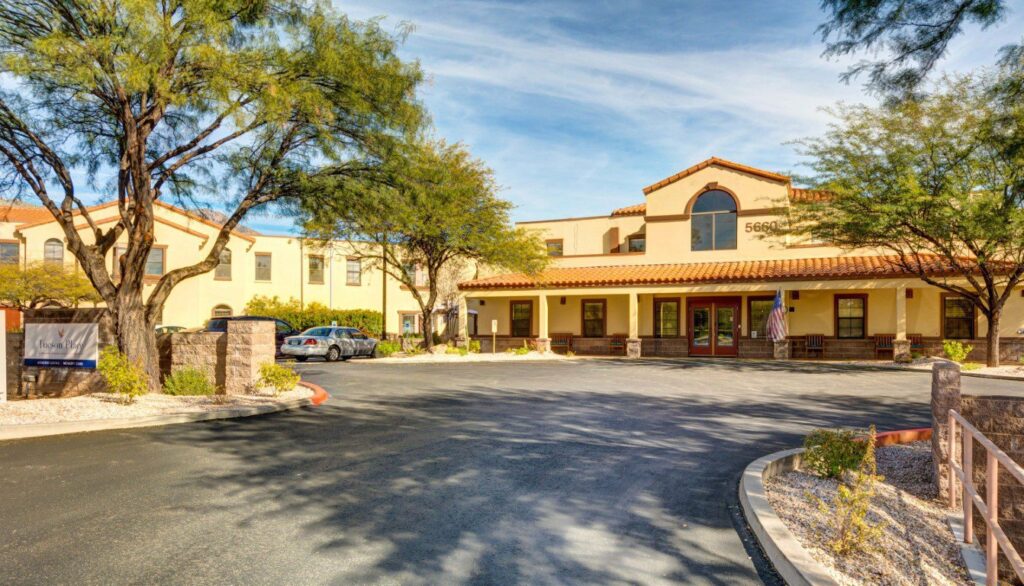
[691,190,737,251]
[44,238,63,264]
[211,304,233,318]
[215,249,232,280]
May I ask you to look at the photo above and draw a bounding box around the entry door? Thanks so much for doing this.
[688,298,740,356]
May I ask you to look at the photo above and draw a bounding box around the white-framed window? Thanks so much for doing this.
[215,249,232,280]
[346,258,361,286]
[44,238,64,264]
[255,253,271,282]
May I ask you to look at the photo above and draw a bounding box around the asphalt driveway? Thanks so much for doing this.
[1,359,1020,585]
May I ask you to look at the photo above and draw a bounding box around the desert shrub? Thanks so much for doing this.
[244,295,382,333]
[376,340,400,357]
[445,345,469,356]
[565,350,576,358]
[432,331,443,346]
[803,428,868,479]
[962,362,984,371]
[163,368,216,396]
[810,426,886,556]
[943,339,973,363]
[97,346,148,404]
[468,340,481,353]
[258,362,300,395]
[511,341,530,356]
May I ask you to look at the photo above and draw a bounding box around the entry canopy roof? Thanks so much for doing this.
[459,255,965,291]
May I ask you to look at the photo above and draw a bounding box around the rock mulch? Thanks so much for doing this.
[765,441,971,585]
[371,351,570,364]
[0,387,313,426]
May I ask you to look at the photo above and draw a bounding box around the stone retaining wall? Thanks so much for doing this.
[931,364,1024,580]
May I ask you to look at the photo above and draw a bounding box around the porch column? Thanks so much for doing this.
[536,294,551,353]
[627,292,641,358]
[456,295,469,348]
[893,284,911,363]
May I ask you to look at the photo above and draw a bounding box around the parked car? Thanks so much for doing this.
[155,325,186,334]
[280,326,378,362]
[203,316,300,354]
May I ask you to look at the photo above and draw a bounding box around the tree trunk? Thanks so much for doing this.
[421,308,433,350]
[986,310,1001,368]
[114,288,162,393]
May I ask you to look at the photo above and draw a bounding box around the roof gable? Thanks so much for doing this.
[642,157,790,195]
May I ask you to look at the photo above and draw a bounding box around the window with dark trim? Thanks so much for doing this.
[114,245,164,279]
[308,255,324,284]
[581,299,606,337]
[691,190,737,251]
[510,300,532,337]
[255,253,272,282]
[653,298,679,337]
[546,239,563,257]
[0,242,18,264]
[943,296,975,339]
[835,294,866,339]
[346,258,361,286]
[215,249,232,280]
[627,235,646,253]
[748,296,775,339]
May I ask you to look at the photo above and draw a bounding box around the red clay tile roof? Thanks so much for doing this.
[0,202,54,225]
[610,203,646,217]
[459,255,957,290]
[790,188,833,203]
[642,157,790,195]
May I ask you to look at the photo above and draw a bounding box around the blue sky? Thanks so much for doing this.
[323,0,1024,229]
[6,1,1022,234]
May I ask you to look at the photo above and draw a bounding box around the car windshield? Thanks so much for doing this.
[302,327,332,337]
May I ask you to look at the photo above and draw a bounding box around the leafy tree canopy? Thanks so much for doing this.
[0,261,102,311]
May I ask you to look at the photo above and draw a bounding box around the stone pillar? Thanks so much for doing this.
[894,284,911,363]
[455,296,469,348]
[535,337,551,353]
[225,320,276,395]
[773,340,790,359]
[931,362,962,503]
[626,338,641,359]
[893,339,912,363]
[536,294,550,354]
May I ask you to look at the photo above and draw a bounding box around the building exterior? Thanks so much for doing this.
[458,157,1024,361]
[0,200,428,333]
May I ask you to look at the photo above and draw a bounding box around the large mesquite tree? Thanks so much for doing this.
[789,75,1024,366]
[0,1,423,387]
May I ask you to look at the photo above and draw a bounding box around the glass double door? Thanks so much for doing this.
[688,297,740,356]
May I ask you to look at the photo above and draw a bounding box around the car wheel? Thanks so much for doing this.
[295,356,308,363]
[369,344,377,358]
[326,346,341,362]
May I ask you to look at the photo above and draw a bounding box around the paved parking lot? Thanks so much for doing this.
[2,359,1020,584]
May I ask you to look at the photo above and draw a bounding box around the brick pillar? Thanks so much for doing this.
[773,340,790,359]
[225,320,276,395]
[626,338,641,359]
[535,338,551,353]
[931,362,961,503]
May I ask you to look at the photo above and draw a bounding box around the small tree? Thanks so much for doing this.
[0,262,101,311]
[301,139,548,350]
[788,74,1024,366]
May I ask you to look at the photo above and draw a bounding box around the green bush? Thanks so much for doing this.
[244,295,382,333]
[962,362,984,371]
[943,339,973,363]
[432,331,443,346]
[376,340,401,357]
[512,341,530,356]
[258,362,300,396]
[163,367,217,396]
[97,346,149,404]
[446,345,469,356]
[803,428,868,479]
[808,426,885,557]
[468,340,481,353]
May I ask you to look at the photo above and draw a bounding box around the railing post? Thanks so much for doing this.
[964,426,974,543]
[950,410,958,510]
[987,451,999,586]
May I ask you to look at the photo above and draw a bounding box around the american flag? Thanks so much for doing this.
[766,289,788,342]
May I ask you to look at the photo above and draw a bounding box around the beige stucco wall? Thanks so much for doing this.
[4,204,426,331]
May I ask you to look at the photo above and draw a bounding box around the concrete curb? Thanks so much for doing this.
[738,447,840,586]
[947,511,987,586]
[0,380,329,442]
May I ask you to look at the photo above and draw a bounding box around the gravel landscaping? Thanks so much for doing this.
[765,441,971,585]
[0,387,313,426]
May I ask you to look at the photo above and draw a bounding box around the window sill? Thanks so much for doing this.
[309,281,325,285]
[214,277,232,282]
[255,279,272,283]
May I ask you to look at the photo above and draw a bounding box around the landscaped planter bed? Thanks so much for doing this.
[0,388,313,426]
[765,441,971,585]
[371,351,571,364]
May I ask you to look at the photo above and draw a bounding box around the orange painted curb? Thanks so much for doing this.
[298,380,331,406]
[875,427,931,446]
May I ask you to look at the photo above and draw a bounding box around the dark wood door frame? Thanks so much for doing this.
[687,296,741,356]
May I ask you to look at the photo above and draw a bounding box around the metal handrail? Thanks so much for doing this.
[949,409,1024,585]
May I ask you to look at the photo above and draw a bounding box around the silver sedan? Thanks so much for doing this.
[280,327,378,362]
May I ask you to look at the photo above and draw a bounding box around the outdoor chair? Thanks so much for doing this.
[609,334,626,356]
[805,334,825,359]
[909,334,924,354]
[874,334,895,359]
[550,333,573,354]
